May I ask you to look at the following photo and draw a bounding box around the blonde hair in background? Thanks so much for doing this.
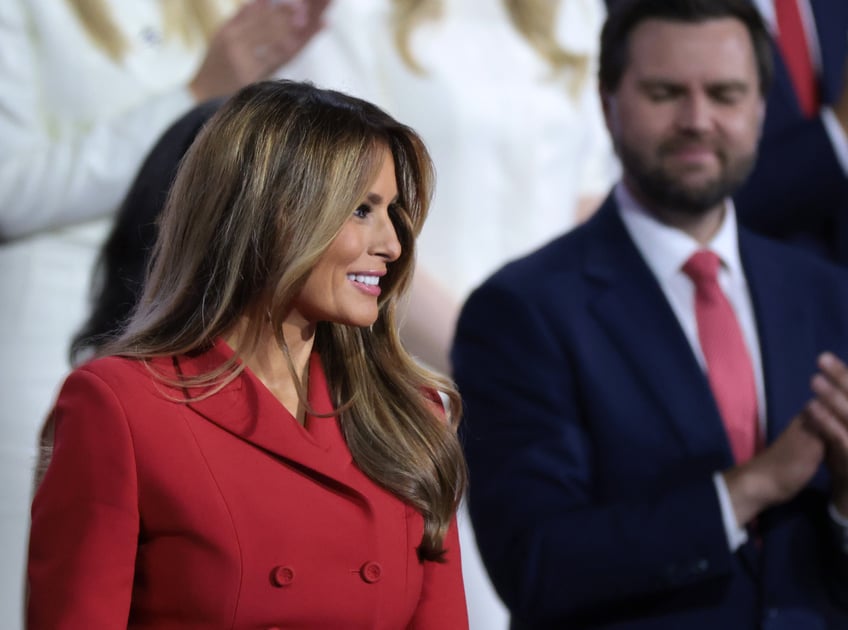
[89,80,466,560]
[65,0,232,61]
[391,0,590,96]
[391,0,443,74]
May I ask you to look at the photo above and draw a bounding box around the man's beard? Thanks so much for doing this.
[617,135,757,216]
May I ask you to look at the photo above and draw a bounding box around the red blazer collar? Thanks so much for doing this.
[162,338,358,486]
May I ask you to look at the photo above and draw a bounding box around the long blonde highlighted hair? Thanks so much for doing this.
[392,0,589,94]
[64,0,233,60]
[100,80,466,560]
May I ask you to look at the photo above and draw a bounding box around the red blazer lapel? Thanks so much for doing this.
[167,339,357,487]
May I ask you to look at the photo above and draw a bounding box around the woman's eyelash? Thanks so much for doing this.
[353,204,371,218]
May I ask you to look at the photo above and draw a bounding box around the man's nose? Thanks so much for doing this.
[676,93,713,132]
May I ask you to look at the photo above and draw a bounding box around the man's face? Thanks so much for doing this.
[602,18,765,217]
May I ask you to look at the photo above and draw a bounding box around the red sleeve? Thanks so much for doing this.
[27,367,140,629]
[408,515,469,629]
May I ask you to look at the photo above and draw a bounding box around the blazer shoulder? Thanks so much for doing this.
[484,224,590,293]
[68,354,181,403]
[75,354,151,382]
[743,229,848,286]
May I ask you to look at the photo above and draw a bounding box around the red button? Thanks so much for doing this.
[270,565,295,587]
[360,561,382,583]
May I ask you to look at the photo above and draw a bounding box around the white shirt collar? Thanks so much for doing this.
[614,182,744,281]
[751,0,776,32]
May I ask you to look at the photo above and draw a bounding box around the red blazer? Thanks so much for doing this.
[28,339,468,629]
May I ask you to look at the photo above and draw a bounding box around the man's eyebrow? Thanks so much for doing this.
[706,80,750,91]
[635,78,752,92]
[636,78,684,89]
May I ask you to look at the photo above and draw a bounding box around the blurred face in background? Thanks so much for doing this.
[602,17,765,221]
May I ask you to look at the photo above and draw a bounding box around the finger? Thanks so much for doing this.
[252,7,300,51]
[235,3,284,41]
[805,401,848,501]
[276,0,308,29]
[818,352,848,391]
[805,398,848,456]
[263,7,326,68]
[811,371,848,422]
[223,4,294,69]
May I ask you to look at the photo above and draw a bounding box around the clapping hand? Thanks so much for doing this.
[190,0,331,102]
[805,352,848,515]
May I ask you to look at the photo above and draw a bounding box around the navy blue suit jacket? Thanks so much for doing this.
[734,0,848,266]
[452,195,848,629]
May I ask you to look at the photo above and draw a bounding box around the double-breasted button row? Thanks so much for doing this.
[270,565,295,587]
[270,562,384,586]
[359,561,383,583]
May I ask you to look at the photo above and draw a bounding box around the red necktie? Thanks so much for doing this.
[683,251,758,464]
[775,0,819,117]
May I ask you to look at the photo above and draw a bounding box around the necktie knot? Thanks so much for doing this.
[683,250,720,286]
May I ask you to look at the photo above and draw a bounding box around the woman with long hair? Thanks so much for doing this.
[285,0,617,375]
[27,80,468,628]
[282,2,618,627]
[0,3,327,621]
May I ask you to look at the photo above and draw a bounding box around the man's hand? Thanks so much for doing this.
[723,412,824,528]
[806,352,848,516]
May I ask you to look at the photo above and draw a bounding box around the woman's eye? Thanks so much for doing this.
[353,204,371,219]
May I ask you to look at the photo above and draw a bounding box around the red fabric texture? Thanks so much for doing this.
[684,250,758,463]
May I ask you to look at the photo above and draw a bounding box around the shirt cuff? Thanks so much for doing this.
[820,108,848,176]
[828,503,848,554]
[713,472,748,552]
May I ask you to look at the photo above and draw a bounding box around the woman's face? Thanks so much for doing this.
[291,147,402,329]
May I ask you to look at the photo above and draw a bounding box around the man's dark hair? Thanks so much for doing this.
[599,0,774,95]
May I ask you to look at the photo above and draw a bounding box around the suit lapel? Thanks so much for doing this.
[809,0,848,103]
[739,232,813,443]
[768,36,804,115]
[171,339,357,488]
[582,200,735,464]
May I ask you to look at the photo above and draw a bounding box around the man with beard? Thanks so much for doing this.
[605,0,848,267]
[452,0,848,628]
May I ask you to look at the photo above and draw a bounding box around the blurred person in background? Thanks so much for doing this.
[0,0,327,624]
[606,0,848,267]
[733,0,848,268]
[69,98,226,365]
[454,1,848,626]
